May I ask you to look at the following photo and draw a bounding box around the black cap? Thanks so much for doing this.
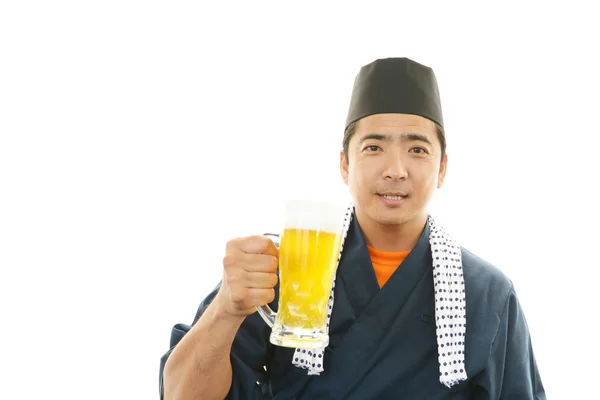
[345,57,444,130]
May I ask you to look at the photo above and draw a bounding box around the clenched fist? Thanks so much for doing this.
[214,235,279,318]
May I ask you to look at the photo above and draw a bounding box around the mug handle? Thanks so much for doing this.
[256,233,280,328]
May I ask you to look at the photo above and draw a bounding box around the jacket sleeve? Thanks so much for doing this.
[158,282,274,399]
[473,286,546,399]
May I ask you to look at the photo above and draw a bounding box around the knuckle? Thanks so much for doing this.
[225,237,249,253]
[250,235,269,252]
[250,234,268,243]
[225,237,240,250]
[222,254,238,269]
[230,288,247,305]
[223,271,237,286]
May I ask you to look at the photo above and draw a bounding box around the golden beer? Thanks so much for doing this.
[277,228,342,331]
[257,199,347,348]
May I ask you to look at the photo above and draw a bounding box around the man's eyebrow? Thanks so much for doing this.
[402,133,433,145]
[358,132,433,145]
[358,133,391,144]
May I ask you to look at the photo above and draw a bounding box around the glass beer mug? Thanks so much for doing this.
[257,199,347,349]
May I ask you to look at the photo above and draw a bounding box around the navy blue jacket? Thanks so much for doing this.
[160,216,545,399]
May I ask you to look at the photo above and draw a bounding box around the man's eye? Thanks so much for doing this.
[410,147,428,154]
[364,145,380,152]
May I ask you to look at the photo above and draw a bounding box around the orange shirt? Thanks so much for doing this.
[367,245,411,288]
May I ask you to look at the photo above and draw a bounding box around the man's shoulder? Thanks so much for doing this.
[460,246,513,299]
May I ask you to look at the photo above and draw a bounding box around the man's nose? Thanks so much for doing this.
[382,153,408,181]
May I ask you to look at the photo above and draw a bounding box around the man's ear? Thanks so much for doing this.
[437,153,448,188]
[340,151,349,185]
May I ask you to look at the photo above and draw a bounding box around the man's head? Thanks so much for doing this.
[340,58,447,228]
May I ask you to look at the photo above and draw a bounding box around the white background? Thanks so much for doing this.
[1,1,599,399]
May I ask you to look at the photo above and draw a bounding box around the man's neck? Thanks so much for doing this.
[356,210,427,253]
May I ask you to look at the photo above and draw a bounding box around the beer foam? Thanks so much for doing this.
[283,200,347,234]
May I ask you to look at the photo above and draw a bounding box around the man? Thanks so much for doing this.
[159,57,545,399]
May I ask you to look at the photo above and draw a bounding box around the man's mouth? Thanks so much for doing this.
[377,193,408,200]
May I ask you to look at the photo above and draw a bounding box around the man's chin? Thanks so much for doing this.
[370,209,411,226]
[355,201,420,226]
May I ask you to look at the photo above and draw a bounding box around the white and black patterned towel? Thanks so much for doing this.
[289,204,468,388]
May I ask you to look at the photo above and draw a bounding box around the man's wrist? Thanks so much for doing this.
[210,293,247,327]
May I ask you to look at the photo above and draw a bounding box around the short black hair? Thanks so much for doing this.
[342,119,446,163]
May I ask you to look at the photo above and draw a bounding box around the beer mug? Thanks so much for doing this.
[257,199,347,349]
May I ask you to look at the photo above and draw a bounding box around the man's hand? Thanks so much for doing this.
[215,235,279,318]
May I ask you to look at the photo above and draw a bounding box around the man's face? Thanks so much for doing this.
[340,113,448,227]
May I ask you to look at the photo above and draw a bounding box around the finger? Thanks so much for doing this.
[224,253,278,273]
[246,288,276,307]
[227,235,279,257]
[244,271,278,289]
